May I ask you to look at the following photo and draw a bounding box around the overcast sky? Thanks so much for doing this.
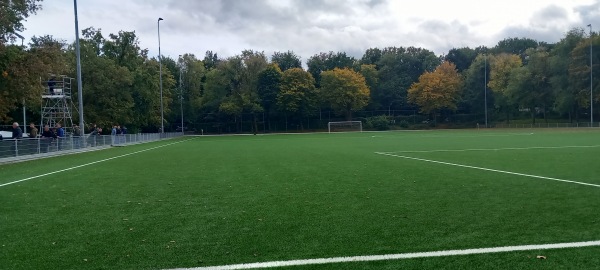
[18,0,600,63]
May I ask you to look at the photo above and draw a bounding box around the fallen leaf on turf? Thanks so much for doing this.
[536,255,547,259]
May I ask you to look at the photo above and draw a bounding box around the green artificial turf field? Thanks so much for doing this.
[1,129,599,270]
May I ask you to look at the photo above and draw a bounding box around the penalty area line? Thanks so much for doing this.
[164,240,600,270]
[375,152,600,188]
[0,138,195,188]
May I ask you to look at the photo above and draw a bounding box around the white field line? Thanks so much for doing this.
[375,152,600,188]
[418,133,534,139]
[383,144,600,154]
[165,240,600,270]
[0,138,195,188]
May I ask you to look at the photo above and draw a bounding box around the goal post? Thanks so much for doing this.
[328,121,363,133]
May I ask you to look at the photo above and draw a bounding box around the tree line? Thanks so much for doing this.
[1,2,598,132]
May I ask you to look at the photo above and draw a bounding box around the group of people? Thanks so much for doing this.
[2,122,129,155]
[111,125,128,145]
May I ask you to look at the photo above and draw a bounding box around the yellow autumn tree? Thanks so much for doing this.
[321,68,370,120]
[488,53,522,92]
[408,61,462,122]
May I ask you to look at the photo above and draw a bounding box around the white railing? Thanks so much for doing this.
[0,132,183,163]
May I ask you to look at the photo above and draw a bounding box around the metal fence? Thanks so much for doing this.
[492,122,600,129]
[0,132,183,163]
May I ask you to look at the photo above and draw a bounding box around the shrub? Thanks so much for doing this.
[366,115,391,131]
[398,120,409,128]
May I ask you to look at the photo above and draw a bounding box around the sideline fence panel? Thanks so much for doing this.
[0,132,182,162]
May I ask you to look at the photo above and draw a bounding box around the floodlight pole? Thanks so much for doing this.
[589,24,594,127]
[484,54,488,128]
[158,17,164,134]
[74,0,85,139]
[15,33,26,134]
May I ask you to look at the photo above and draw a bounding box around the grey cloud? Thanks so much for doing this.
[574,0,600,28]
[493,4,586,46]
[533,5,568,22]
[495,26,565,44]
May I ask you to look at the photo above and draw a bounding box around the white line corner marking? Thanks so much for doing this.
[0,138,195,188]
[166,240,600,270]
[375,152,600,188]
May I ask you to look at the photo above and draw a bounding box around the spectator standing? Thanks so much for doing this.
[29,123,38,138]
[73,124,82,149]
[111,125,117,146]
[56,123,65,150]
[11,122,23,139]
[11,122,23,156]
[48,76,56,95]
[121,126,127,144]
[40,125,56,153]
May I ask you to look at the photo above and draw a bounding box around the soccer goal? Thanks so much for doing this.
[328,121,363,133]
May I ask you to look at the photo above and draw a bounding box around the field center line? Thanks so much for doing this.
[375,152,600,188]
[387,144,600,154]
[0,138,195,188]
[164,240,600,270]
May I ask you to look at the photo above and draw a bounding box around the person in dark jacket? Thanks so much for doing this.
[41,125,56,153]
[48,76,56,95]
[11,122,23,155]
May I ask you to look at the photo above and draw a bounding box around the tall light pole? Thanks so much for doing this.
[14,33,26,134]
[484,54,488,128]
[158,17,164,134]
[74,0,85,139]
[589,24,594,127]
[179,55,184,135]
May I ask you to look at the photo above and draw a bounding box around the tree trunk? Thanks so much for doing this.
[345,107,352,121]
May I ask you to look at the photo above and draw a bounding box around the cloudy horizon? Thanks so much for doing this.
[16,0,600,62]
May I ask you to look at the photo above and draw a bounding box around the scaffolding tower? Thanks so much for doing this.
[40,75,76,132]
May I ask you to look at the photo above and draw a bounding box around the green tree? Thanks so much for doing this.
[569,34,600,121]
[372,46,440,112]
[271,51,301,71]
[277,68,318,130]
[460,54,488,116]
[488,53,522,122]
[506,47,553,124]
[320,68,370,120]
[492,37,539,58]
[408,61,462,123]
[445,47,477,72]
[177,54,205,127]
[358,64,379,109]
[0,0,42,40]
[257,63,283,130]
[307,51,355,87]
[550,28,585,121]
[0,35,66,122]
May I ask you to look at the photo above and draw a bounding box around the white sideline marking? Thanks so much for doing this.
[0,138,194,188]
[385,144,600,154]
[375,152,600,188]
[165,240,600,270]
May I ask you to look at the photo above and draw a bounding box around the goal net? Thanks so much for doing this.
[328,121,363,133]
